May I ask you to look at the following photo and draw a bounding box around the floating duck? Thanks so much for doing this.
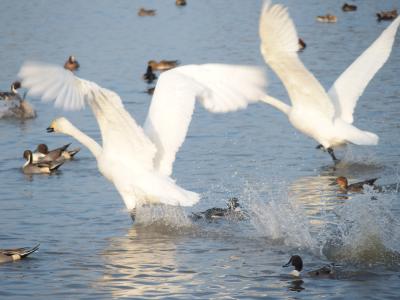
[33,143,80,163]
[22,150,64,174]
[0,244,39,264]
[0,81,36,119]
[138,8,156,16]
[316,14,337,23]
[283,255,337,279]
[148,60,180,71]
[64,56,80,72]
[176,0,186,6]
[377,9,398,22]
[258,3,400,162]
[333,176,379,193]
[0,81,22,101]
[342,3,357,12]
[191,197,248,221]
[142,65,157,84]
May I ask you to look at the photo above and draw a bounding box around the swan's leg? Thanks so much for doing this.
[130,208,136,222]
[327,148,340,163]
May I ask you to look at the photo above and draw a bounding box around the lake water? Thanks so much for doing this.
[1,0,400,299]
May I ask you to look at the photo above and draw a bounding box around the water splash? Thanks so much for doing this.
[241,180,317,251]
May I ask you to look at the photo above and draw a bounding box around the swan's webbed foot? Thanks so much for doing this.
[327,148,340,164]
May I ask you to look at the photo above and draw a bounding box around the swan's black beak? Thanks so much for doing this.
[46,127,54,133]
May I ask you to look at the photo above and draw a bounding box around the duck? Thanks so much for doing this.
[258,3,400,162]
[142,65,157,84]
[0,81,22,101]
[377,9,398,22]
[0,244,39,264]
[316,14,337,23]
[22,150,64,174]
[283,255,337,279]
[32,143,80,163]
[18,61,265,218]
[333,176,379,193]
[138,8,156,16]
[191,197,248,221]
[0,81,36,119]
[64,55,80,72]
[148,60,180,71]
[176,0,186,6]
[342,3,357,12]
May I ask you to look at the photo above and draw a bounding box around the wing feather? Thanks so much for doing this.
[18,61,156,169]
[259,2,335,118]
[328,16,400,124]
[143,64,266,176]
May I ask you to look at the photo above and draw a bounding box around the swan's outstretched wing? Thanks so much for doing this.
[328,16,400,124]
[143,64,266,176]
[259,2,334,118]
[18,62,156,169]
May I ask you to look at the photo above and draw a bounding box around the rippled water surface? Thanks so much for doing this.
[1,0,400,299]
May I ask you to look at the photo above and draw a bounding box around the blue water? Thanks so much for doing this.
[1,0,400,299]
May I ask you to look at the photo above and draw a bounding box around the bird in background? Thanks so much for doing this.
[258,2,400,162]
[19,61,265,219]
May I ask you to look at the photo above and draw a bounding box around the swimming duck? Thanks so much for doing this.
[0,81,36,119]
[316,14,337,23]
[142,65,157,84]
[22,150,64,174]
[64,56,80,72]
[342,3,357,12]
[148,60,180,71]
[377,9,398,22]
[191,197,248,221]
[0,244,39,264]
[138,8,156,16]
[33,143,80,163]
[333,176,379,193]
[176,0,186,6]
[283,255,337,279]
[0,81,22,101]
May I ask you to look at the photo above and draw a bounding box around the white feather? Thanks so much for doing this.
[328,16,400,124]
[18,62,266,210]
[258,2,397,154]
[144,64,266,176]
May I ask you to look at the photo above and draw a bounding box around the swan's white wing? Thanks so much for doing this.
[259,2,334,118]
[328,16,400,124]
[18,62,156,169]
[143,64,266,176]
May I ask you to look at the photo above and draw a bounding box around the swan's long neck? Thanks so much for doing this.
[62,123,102,158]
[260,95,291,115]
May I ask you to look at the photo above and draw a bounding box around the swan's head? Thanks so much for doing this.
[47,117,73,134]
[335,176,348,189]
[36,143,49,154]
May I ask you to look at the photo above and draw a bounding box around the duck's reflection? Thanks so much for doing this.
[98,225,194,298]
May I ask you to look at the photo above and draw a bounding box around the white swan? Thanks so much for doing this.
[18,62,266,215]
[259,2,400,162]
